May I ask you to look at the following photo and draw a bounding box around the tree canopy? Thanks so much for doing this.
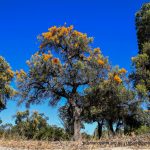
[0,3,149,141]
[16,25,110,140]
[131,2,150,107]
[135,3,150,52]
[0,56,15,110]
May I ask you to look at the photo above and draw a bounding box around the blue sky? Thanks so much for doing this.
[0,0,149,134]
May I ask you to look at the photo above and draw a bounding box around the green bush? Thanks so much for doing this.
[135,126,150,135]
[33,125,69,141]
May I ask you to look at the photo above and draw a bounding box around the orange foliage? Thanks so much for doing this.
[42,54,52,61]
[119,68,127,74]
[52,58,60,64]
[97,59,104,65]
[40,25,88,49]
[7,68,14,78]
[114,75,122,83]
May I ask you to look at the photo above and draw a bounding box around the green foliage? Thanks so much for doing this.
[0,123,13,139]
[0,111,69,140]
[33,125,69,141]
[131,48,150,99]
[131,3,150,104]
[59,104,74,137]
[0,56,15,110]
[0,5,149,140]
[13,110,48,139]
[124,108,150,135]
[134,125,150,135]
[83,66,148,138]
[16,25,110,140]
[84,66,130,122]
[136,3,150,51]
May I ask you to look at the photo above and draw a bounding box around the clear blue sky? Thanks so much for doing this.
[0,0,149,134]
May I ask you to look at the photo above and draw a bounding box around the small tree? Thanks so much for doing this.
[16,25,109,140]
[0,56,15,110]
[13,110,48,139]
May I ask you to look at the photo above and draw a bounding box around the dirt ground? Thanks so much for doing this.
[0,146,149,150]
[0,140,149,150]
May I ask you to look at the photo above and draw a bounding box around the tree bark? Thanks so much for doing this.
[67,104,74,136]
[73,105,81,141]
[108,120,115,136]
[115,120,122,133]
[97,120,103,139]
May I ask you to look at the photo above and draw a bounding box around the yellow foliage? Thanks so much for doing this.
[42,53,52,61]
[87,56,92,61]
[0,76,8,82]
[97,54,101,58]
[16,69,27,81]
[7,68,14,78]
[97,59,104,65]
[48,26,57,32]
[94,48,101,53]
[119,68,127,74]
[114,75,122,83]
[42,32,52,39]
[40,25,88,49]
[74,43,79,48]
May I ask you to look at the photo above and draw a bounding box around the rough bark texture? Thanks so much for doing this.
[73,105,81,141]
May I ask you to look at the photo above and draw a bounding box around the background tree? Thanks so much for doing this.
[0,110,68,140]
[135,2,150,52]
[13,110,48,139]
[0,56,15,110]
[124,107,150,134]
[84,67,128,138]
[16,25,110,140]
[0,123,13,138]
[84,66,147,138]
[131,3,150,108]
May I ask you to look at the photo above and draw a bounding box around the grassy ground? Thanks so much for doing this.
[0,135,149,150]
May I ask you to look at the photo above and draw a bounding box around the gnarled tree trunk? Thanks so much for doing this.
[73,105,81,141]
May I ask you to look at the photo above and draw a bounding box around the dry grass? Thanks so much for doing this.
[0,135,149,150]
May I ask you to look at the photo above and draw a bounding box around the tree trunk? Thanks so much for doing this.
[116,120,122,133]
[115,122,120,133]
[73,105,81,141]
[97,120,103,139]
[67,104,74,136]
[108,120,115,136]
